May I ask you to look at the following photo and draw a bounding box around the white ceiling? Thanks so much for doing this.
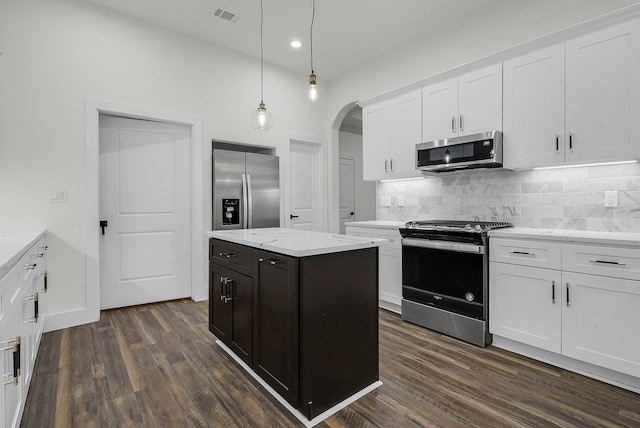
[86,0,501,80]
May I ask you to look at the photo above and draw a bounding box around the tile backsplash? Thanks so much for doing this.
[377,163,640,232]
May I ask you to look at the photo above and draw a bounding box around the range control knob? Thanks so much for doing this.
[464,224,472,231]
[474,224,483,232]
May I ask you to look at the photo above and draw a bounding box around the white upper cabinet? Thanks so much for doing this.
[565,18,640,163]
[503,45,565,169]
[362,89,422,181]
[504,18,640,169]
[423,64,502,142]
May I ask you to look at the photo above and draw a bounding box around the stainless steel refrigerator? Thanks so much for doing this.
[212,149,280,230]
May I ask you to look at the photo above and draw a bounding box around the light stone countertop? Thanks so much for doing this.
[0,230,46,282]
[344,220,405,230]
[205,227,387,257]
[489,227,640,247]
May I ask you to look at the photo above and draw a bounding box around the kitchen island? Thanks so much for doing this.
[204,228,385,424]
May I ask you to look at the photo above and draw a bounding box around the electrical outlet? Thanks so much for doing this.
[50,190,67,203]
[604,191,618,207]
[379,196,391,207]
[397,196,404,207]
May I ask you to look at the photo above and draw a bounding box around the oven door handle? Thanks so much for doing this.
[402,238,485,254]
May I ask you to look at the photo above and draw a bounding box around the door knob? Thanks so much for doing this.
[350,212,355,216]
[100,220,108,235]
[290,214,299,219]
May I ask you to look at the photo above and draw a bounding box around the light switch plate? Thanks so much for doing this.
[379,196,391,207]
[604,191,618,207]
[50,190,67,203]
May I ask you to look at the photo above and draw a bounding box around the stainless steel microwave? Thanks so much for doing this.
[416,130,503,173]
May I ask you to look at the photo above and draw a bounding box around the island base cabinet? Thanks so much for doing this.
[209,263,253,367]
[299,248,379,419]
[562,272,640,378]
[254,251,299,407]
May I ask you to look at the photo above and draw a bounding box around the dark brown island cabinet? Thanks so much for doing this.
[209,237,379,420]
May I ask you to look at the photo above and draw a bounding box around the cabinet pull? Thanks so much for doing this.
[569,133,573,151]
[37,271,48,292]
[24,263,36,270]
[389,158,394,172]
[269,259,281,265]
[590,259,625,266]
[1,337,20,385]
[552,280,556,304]
[510,251,535,256]
[218,252,237,259]
[31,253,44,259]
[220,277,227,301]
[39,246,48,252]
[220,277,234,303]
[451,116,456,133]
[384,159,388,173]
[566,282,570,307]
[459,114,464,132]
[555,134,559,153]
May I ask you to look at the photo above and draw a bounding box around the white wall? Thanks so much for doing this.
[323,0,640,232]
[338,130,376,222]
[0,0,322,327]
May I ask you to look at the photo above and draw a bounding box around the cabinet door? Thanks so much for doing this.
[503,45,565,169]
[489,262,561,353]
[255,251,299,407]
[458,64,503,136]
[209,263,253,366]
[389,90,422,178]
[422,77,458,141]
[562,272,640,378]
[373,229,402,311]
[566,18,640,163]
[362,101,389,180]
[0,269,23,428]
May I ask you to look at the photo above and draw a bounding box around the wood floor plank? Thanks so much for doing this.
[21,299,640,428]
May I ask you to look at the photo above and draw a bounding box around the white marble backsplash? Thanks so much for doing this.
[377,163,640,232]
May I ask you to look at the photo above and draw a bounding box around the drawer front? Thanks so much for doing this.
[489,238,561,270]
[345,227,373,238]
[210,239,253,276]
[372,228,402,247]
[562,244,640,281]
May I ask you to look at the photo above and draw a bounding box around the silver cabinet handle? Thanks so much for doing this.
[552,280,556,304]
[37,271,48,293]
[39,246,48,252]
[24,263,36,270]
[510,251,535,256]
[569,133,574,151]
[555,134,560,153]
[384,159,388,173]
[566,283,570,307]
[459,114,464,132]
[31,253,44,259]
[1,337,20,385]
[389,158,394,172]
[590,259,626,266]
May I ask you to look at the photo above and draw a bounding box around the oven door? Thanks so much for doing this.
[402,237,486,319]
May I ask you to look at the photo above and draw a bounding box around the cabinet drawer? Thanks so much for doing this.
[489,238,561,270]
[562,244,640,281]
[210,239,253,276]
[372,228,402,247]
[345,227,373,238]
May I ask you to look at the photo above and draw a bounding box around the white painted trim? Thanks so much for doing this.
[284,132,328,232]
[45,99,204,332]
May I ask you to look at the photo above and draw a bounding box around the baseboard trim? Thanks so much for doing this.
[43,307,98,332]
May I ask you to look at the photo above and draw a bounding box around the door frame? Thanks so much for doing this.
[46,98,204,332]
[284,132,327,232]
[338,157,356,234]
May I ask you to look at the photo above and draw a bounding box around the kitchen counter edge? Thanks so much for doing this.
[344,220,405,230]
[488,227,640,247]
[0,229,47,282]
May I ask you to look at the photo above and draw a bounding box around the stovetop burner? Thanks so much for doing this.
[404,220,513,233]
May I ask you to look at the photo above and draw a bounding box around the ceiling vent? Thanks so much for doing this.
[212,7,240,23]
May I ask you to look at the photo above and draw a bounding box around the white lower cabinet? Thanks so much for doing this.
[346,225,402,313]
[490,236,640,381]
[0,233,46,428]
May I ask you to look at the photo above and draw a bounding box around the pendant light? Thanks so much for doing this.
[250,0,273,131]
[308,0,318,102]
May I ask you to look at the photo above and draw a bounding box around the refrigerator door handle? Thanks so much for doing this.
[241,174,249,228]
[246,174,253,229]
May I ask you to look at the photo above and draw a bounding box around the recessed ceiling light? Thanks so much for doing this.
[290,40,302,48]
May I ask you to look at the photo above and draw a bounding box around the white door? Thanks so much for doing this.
[99,115,191,309]
[288,140,323,231]
[338,157,355,234]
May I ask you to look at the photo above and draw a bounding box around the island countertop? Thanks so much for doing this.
[205,227,387,257]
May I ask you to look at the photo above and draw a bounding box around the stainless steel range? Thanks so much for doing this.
[399,220,512,347]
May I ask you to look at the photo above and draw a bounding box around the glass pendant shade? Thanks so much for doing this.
[250,102,273,131]
[308,73,318,101]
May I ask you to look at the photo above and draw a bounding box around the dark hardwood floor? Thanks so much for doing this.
[22,299,640,427]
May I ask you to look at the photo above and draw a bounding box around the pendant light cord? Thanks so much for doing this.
[310,0,315,74]
[260,0,264,103]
